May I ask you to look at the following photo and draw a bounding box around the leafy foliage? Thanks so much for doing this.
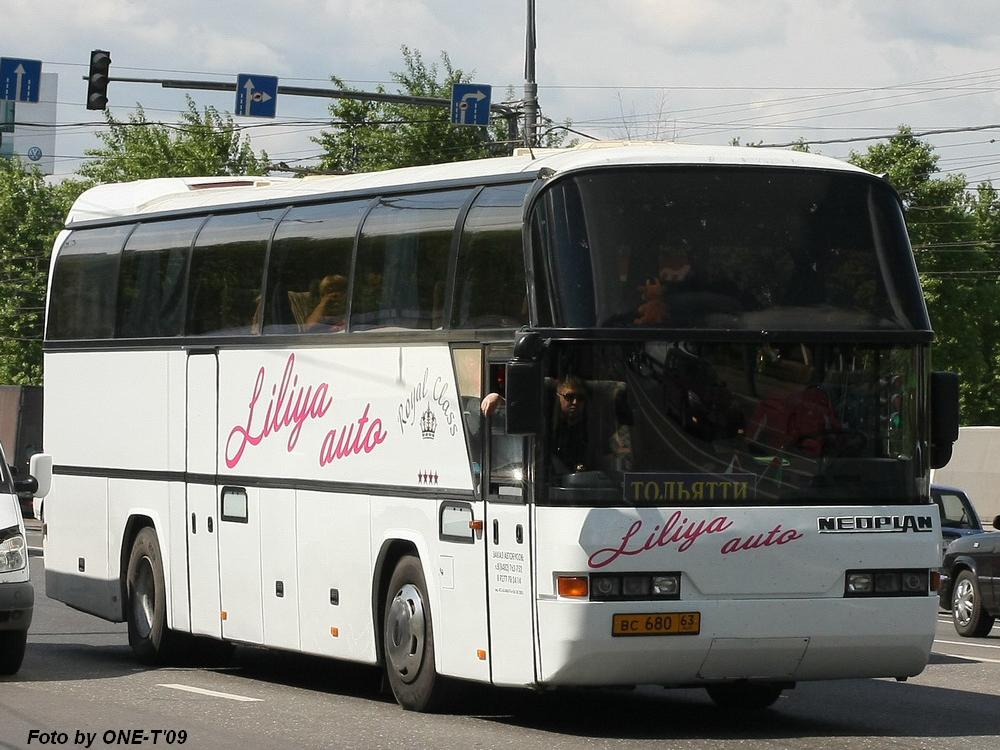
[850,127,1000,423]
[314,46,565,173]
[0,159,86,383]
[79,97,269,183]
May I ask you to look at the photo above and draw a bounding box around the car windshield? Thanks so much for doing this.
[541,341,923,507]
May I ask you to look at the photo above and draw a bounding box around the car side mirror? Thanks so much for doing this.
[993,515,1000,532]
[930,372,959,469]
[28,453,52,498]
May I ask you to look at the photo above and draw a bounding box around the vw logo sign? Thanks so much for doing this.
[26,146,43,161]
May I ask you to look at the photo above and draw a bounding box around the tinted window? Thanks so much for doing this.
[186,210,282,336]
[351,190,472,330]
[452,184,529,328]
[263,201,367,335]
[537,168,929,331]
[116,218,201,338]
[935,491,976,529]
[47,225,131,340]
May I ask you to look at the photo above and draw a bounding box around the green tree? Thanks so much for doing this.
[0,159,86,384]
[314,46,565,173]
[80,97,269,182]
[850,127,1000,422]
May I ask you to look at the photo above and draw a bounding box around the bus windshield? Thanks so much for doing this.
[542,341,922,507]
[533,167,929,331]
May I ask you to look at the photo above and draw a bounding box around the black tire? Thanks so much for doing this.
[706,682,784,710]
[126,527,177,663]
[383,555,447,712]
[0,630,27,675]
[952,569,995,638]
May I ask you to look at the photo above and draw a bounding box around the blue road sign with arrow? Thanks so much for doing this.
[236,73,278,118]
[0,57,42,103]
[451,83,492,127]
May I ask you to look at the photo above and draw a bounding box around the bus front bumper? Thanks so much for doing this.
[535,595,937,686]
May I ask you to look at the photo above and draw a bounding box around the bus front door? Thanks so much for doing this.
[484,358,536,686]
[185,350,222,638]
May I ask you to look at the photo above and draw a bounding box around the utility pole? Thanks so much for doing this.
[523,0,538,147]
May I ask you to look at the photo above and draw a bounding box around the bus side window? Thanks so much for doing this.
[116,218,201,338]
[48,225,132,340]
[350,190,473,331]
[186,210,282,337]
[262,200,366,335]
[452,184,530,329]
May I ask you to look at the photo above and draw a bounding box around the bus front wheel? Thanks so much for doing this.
[126,527,176,663]
[706,682,784,710]
[383,555,447,712]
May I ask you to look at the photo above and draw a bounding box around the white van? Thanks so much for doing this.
[0,450,50,674]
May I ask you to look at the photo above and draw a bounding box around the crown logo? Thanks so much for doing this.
[420,404,437,439]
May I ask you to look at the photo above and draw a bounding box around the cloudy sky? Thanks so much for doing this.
[3,0,1000,184]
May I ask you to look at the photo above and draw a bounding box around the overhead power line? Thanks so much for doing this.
[760,124,1000,148]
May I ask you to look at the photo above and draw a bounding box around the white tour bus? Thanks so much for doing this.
[38,142,959,711]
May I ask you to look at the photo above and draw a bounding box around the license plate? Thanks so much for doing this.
[612,612,701,637]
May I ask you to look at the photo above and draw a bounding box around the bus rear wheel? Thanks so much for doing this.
[383,555,447,712]
[126,527,176,663]
[706,682,784,710]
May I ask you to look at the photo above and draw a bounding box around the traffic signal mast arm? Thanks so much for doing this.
[86,74,521,139]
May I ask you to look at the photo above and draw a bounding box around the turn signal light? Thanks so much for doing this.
[557,576,589,598]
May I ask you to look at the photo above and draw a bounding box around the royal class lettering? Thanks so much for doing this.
[398,368,458,438]
[225,353,332,468]
[816,515,934,533]
[588,512,734,568]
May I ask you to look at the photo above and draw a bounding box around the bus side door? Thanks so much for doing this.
[484,357,537,686]
[186,350,222,638]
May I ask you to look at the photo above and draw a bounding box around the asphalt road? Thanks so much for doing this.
[2,536,999,750]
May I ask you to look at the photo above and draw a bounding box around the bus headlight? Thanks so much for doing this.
[0,526,27,572]
[845,569,928,597]
[589,573,680,601]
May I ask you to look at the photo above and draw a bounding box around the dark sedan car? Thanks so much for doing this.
[939,514,1000,637]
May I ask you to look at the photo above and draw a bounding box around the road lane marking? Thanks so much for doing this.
[933,650,1000,665]
[157,683,262,702]
[935,638,1000,650]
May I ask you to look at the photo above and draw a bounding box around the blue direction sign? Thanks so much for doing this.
[0,57,42,103]
[235,73,278,118]
[451,83,492,127]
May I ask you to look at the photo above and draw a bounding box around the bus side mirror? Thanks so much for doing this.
[28,453,52,498]
[930,372,959,469]
[505,362,541,435]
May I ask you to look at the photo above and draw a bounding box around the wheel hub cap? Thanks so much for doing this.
[132,556,155,639]
[386,583,425,684]
[954,578,975,627]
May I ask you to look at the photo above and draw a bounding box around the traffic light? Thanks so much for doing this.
[86,50,111,110]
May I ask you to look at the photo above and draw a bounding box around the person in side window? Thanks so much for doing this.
[304,273,348,331]
[550,376,592,472]
[481,375,632,474]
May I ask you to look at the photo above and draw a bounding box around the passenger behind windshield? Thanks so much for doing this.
[482,374,632,478]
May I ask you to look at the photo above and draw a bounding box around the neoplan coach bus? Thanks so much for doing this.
[36,142,959,711]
